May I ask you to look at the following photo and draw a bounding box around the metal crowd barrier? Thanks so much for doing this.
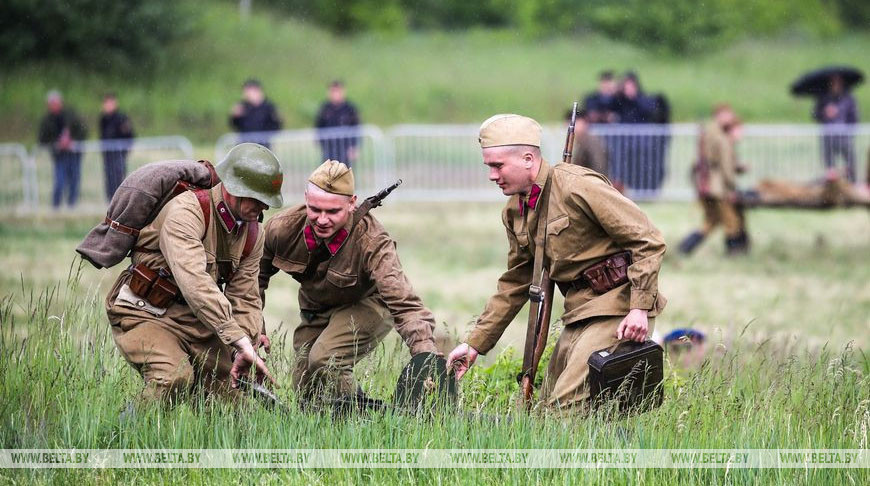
[30,136,193,213]
[0,143,35,214]
[3,123,867,215]
[215,126,387,204]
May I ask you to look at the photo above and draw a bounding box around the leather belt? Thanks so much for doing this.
[106,217,140,237]
[556,277,590,295]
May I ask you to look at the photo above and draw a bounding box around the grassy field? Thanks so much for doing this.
[2,1,870,143]
[0,202,868,483]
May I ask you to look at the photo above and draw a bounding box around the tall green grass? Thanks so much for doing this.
[0,260,867,484]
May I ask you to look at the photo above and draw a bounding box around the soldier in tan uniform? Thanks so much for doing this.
[258,160,440,402]
[105,143,284,403]
[679,104,749,255]
[446,114,667,410]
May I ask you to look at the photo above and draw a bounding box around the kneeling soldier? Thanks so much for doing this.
[105,143,283,403]
[258,160,440,402]
[447,114,667,411]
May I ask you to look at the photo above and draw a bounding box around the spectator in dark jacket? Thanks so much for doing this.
[582,70,618,124]
[99,92,135,200]
[314,80,361,167]
[229,79,283,146]
[613,73,657,123]
[38,90,88,209]
[609,73,663,193]
[813,75,859,182]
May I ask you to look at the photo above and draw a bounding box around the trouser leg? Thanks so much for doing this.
[293,296,392,401]
[189,334,239,400]
[541,316,656,412]
[51,156,66,209]
[111,318,195,404]
[67,153,81,207]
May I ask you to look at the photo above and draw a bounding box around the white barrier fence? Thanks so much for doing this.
[26,136,193,213]
[0,143,35,213]
[2,124,868,213]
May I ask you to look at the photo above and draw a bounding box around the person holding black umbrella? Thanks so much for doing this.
[814,75,859,182]
[791,66,863,183]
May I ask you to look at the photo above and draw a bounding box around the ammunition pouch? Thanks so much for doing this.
[559,251,632,295]
[128,263,180,308]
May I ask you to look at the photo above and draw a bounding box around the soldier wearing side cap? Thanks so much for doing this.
[105,143,284,404]
[258,160,440,403]
[446,114,667,411]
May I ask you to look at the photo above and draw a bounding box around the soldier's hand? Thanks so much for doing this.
[231,103,244,117]
[446,343,479,380]
[230,336,276,388]
[617,308,649,343]
[257,333,272,354]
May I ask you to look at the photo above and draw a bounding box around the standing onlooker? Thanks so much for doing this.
[38,90,88,209]
[314,80,360,167]
[99,92,135,201]
[582,71,618,124]
[679,104,749,256]
[813,75,859,182]
[612,72,657,124]
[568,108,608,176]
[609,72,659,191]
[229,79,283,146]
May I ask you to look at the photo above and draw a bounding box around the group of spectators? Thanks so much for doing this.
[575,70,671,193]
[38,91,133,209]
[230,79,361,166]
[37,80,361,210]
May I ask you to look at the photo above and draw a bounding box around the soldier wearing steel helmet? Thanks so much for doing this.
[258,160,441,405]
[104,143,284,404]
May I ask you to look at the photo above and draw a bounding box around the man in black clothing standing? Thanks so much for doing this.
[38,90,88,209]
[314,80,361,167]
[582,71,618,124]
[229,79,283,146]
[99,93,135,200]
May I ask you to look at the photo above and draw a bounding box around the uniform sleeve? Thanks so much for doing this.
[466,209,533,354]
[267,103,283,131]
[70,111,88,141]
[568,177,666,311]
[158,197,247,345]
[364,232,438,356]
[257,217,281,311]
[223,227,266,339]
[38,117,54,145]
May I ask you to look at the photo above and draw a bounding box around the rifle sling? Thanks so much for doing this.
[522,174,552,376]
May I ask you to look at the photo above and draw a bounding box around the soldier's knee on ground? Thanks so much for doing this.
[141,368,194,404]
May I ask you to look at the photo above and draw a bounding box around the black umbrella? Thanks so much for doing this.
[790,66,864,97]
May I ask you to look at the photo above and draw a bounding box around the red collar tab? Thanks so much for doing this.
[303,225,349,255]
[519,183,542,215]
[303,225,317,251]
[326,228,349,255]
[216,201,239,233]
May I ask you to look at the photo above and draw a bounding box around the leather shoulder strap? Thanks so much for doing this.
[242,222,259,261]
[529,176,552,299]
[193,188,211,236]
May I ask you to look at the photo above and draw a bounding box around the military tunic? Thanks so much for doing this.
[105,184,264,399]
[466,161,667,407]
[259,205,438,396]
[699,121,743,237]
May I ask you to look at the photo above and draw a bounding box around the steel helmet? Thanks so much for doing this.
[215,143,284,208]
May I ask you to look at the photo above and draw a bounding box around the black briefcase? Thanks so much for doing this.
[587,340,664,412]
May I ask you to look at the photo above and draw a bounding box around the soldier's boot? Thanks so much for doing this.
[725,233,750,255]
[678,231,705,255]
